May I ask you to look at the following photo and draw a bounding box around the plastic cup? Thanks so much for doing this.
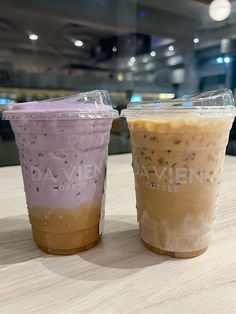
[122,89,236,258]
[3,90,118,255]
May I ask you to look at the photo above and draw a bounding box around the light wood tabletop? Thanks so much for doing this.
[0,154,236,314]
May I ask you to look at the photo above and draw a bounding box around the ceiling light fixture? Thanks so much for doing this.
[224,56,231,63]
[130,56,136,63]
[193,38,200,44]
[168,45,174,51]
[74,40,84,47]
[112,46,117,52]
[216,57,224,63]
[29,34,38,41]
[150,51,156,57]
[209,0,231,21]
[117,73,124,81]
[159,93,175,100]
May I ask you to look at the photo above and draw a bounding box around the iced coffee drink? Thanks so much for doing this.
[123,89,235,257]
[3,90,118,255]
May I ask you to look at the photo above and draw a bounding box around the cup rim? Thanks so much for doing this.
[2,110,118,120]
[2,89,119,120]
[122,89,236,117]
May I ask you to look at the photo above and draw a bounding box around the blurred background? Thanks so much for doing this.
[0,0,236,166]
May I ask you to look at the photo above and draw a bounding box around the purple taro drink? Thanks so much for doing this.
[122,89,236,258]
[3,90,118,255]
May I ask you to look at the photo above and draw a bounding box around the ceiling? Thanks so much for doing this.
[0,0,235,73]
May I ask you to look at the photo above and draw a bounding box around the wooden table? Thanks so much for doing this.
[1,154,236,313]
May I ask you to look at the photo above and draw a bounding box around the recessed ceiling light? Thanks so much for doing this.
[150,51,156,57]
[74,40,84,47]
[29,34,38,41]
[216,57,224,63]
[193,37,200,44]
[117,73,123,81]
[168,45,174,51]
[112,46,117,52]
[130,56,136,63]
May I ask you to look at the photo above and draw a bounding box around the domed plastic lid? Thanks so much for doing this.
[122,89,236,119]
[3,90,118,120]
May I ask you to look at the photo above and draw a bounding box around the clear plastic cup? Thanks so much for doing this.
[3,90,118,255]
[122,89,236,258]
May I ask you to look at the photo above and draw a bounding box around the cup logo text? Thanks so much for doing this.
[133,160,205,193]
[30,163,103,191]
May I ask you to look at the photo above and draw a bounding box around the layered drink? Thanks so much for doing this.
[3,90,118,255]
[123,89,235,257]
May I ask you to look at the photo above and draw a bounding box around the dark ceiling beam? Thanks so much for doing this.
[194,0,211,4]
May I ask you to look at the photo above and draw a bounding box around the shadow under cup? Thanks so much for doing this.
[10,118,112,255]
